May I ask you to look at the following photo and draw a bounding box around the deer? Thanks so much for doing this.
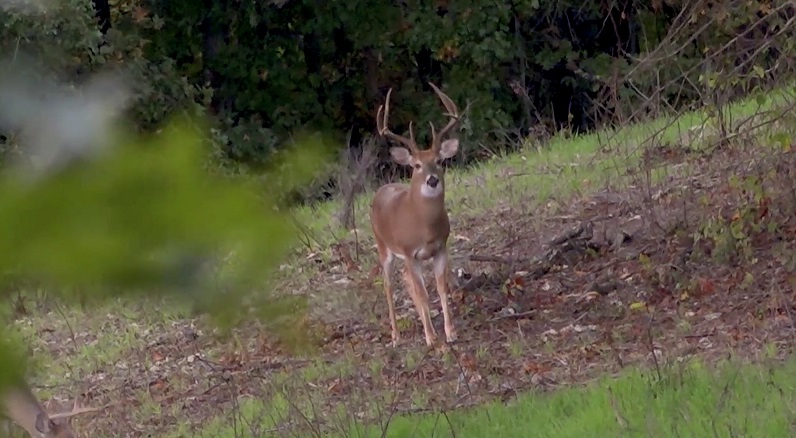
[0,382,100,438]
[370,82,461,348]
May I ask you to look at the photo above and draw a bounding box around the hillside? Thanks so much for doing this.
[7,87,796,437]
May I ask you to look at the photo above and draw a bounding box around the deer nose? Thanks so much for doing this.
[427,175,439,188]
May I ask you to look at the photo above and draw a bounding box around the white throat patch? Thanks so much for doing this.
[420,182,443,198]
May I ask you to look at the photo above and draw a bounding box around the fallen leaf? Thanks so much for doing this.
[334,243,360,273]
[679,291,689,301]
[697,277,715,295]
[629,301,647,311]
[148,378,167,390]
[367,264,381,282]
[579,291,601,303]
[522,360,551,375]
[459,352,478,372]
[328,379,343,394]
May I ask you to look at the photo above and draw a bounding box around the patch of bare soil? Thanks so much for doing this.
[51,144,796,437]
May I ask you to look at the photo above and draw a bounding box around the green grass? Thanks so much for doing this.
[162,393,292,438]
[361,357,796,438]
[183,356,796,438]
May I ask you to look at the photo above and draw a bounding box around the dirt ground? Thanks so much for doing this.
[29,142,796,437]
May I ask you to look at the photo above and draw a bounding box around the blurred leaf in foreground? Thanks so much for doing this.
[0,115,334,336]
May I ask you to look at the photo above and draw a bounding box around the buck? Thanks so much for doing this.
[370,82,461,348]
[0,382,99,438]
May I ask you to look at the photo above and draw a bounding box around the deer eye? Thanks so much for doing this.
[414,163,421,170]
[435,158,443,165]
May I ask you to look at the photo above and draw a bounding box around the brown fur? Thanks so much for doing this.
[369,83,461,347]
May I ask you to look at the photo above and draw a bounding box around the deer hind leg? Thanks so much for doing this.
[376,241,400,347]
[403,259,437,346]
[433,249,457,343]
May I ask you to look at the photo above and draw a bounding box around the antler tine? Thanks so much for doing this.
[48,397,103,420]
[376,88,418,153]
[428,82,460,148]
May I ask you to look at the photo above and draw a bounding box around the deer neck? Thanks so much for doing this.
[2,386,48,436]
[408,181,447,225]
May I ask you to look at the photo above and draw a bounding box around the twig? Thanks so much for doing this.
[488,310,536,321]
[469,255,513,264]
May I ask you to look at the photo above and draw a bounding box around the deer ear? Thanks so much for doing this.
[438,139,459,159]
[389,147,413,166]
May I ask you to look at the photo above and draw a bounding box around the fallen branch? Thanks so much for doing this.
[469,255,513,264]
[488,309,536,321]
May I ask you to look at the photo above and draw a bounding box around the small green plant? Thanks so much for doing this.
[369,357,385,381]
[509,338,525,359]
[475,345,490,362]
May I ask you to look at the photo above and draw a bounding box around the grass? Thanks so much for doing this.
[186,356,796,438]
[162,393,292,438]
[369,359,796,438]
[10,294,191,378]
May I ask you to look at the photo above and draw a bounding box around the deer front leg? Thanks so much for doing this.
[377,244,399,347]
[404,260,437,346]
[433,249,457,343]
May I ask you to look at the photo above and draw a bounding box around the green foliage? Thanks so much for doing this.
[4,0,787,186]
[0,0,101,69]
[125,0,796,178]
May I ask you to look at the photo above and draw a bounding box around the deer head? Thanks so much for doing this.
[375,82,461,199]
[45,399,101,438]
[1,385,101,438]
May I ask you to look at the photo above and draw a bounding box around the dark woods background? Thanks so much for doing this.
[0,0,793,203]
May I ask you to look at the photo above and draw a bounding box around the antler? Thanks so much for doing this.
[47,397,103,421]
[428,82,460,150]
[376,88,418,153]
